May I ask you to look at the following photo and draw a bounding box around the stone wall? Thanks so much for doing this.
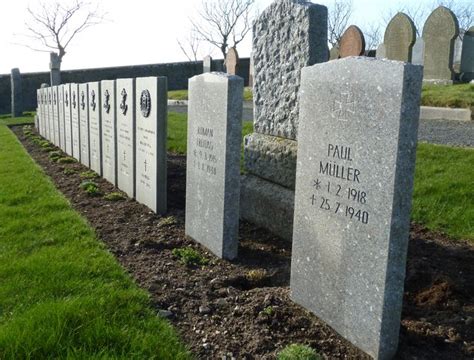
[0,58,250,114]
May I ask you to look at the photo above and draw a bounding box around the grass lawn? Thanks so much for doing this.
[169,87,253,102]
[421,83,474,108]
[0,116,189,358]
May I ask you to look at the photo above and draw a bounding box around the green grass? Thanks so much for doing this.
[0,117,189,358]
[168,87,253,102]
[421,83,474,108]
[277,344,321,360]
[412,143,474,241]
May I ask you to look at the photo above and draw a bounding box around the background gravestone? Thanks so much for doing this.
[248,53,254,87]
[79,83,90,167]
[52,86,60,146]
[36,89,41,133]
[63,83,73,156]
[375,43,386,59]
[329,46,340,60]
[58,85,66,152]
[101,80,117,186]
[339,25,366,58]
[422,6,459,82]
[48,87,54,142]
[460,27,474,82]
[88,82,102,176]
[291,57,423,360]
[11,68,23,117]
[186,73,243,260]
[203,55,213,73]
[50,52,61,86]
[116,78,136,198]
[71,84,81,161]
[412,37,424,65]
[453,33,463,74]
[241,0,328,241]
[225,47,239,75]
[384,12,416,62]
[135,77,167,214]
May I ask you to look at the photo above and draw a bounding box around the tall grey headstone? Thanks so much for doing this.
[101,80,117,186]
[384,12,416,62]
[291,57,423,360]
[52,86,61,146]
[71,84,81,160]
[88,82,102,176]
[422,6,459,82]
[58,85,66,152]
[460,27,474,82]
[63,83,73,156]
[135,77,168,214]
[203,55,213,73]
[186,73,243,260]
[79,83,90,167]
[116,78,136,198]
[242,0,328,240]
[412,37,424,65]
[11,68,23,117]
[50,52,61,86]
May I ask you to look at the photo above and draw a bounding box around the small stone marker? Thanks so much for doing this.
[88,82,102,176]
[11,68,23,117]
[384,12,416,62]
[375,43,386,59]
[186,73,243,260]
[329,46,340,60]
[203,55,213,73]
[63,83,73,156]
[339,25,365,58]
[460,27,474,82]
[422,6,459,82]
[116,78,136,198]
[79,84,90,167]
[58,85,66,152]
[225,47,239,75]
[291,57,423,359]
[135,77,168,214]
[71,84,81,160]
[411,37,424,65]
[101,80,117,186]
[52,86,61,146]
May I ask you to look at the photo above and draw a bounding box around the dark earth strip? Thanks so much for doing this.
[13,126,474,359]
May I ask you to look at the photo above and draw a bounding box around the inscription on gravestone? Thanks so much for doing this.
[71,84,81,161]
[79,84,90,167]
[291,57,423,360]
[88,82,102,176]
[52,86,61,146]
[101,80,117,186]
[116,79,136,198]
[135,77,168,214]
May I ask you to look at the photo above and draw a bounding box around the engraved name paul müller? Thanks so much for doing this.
[331,91,356,122]
[310,143,369,224]
[193,126,217,176]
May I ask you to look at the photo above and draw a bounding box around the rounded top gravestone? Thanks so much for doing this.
[384,12,416,62]
[339,25,365,58]
[225,47,239,75]
[422,6,459,81]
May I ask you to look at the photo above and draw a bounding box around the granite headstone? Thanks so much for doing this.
[79,83,90,167]
[460,27,474,82]
[101,80,117,186]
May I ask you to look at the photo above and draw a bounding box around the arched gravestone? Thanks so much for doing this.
[422,6,459,82]
[339,25,365,58]
[384,12,416,62]
[225,47,239,75]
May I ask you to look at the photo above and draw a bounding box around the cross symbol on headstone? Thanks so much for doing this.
[144,159,147,172]
[333,92,356,121]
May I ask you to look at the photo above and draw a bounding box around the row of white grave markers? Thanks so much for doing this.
[35,77,168,214]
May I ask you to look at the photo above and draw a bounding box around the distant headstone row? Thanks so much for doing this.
[35,77,168,214]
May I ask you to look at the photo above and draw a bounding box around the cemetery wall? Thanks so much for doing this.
[0,58,250,114]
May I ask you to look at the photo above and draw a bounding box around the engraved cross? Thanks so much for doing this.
[333,92,356,121]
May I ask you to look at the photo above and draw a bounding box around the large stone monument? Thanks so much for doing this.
[225,47,239,75]
[291,57,423,360]
[186,73,243,260]
[101,80,117,186]
[135,77,168,214]
[11,68,23,117]
[50,52,61,86]
[71,84,81,160]
[241,0,328,240]
[116,79,136,198]
[384,12,416,62]
[339,25,365,58]
[460,27,474,82]
[63,83,73,156]
[422,6,459,83]
[79,83,90,167]
[88,82,102,176]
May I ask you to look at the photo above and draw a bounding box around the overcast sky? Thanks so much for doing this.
[0,0,450,74]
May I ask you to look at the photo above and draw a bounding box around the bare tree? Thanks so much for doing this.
[328,0,354,48]
[18,0,105,69]
[177,31,201,62]
[191,0,254,59]
[362,23,382,51]
[436,0,473,31]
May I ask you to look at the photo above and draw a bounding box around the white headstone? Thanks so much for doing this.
[101,80,117,186]
[79,83,90,167]
[71,84,81,161]
[47,87,53,141]
[88,82,102,176]
[135,77,168,214]
[52,86,60,146]
[116,79,136,198]
[63,84,73,156]
[58,85,66,152]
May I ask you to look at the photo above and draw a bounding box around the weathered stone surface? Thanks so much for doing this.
[79,83,90,167]
[249,53,254,87]
[460,27,474,81]
[422,6,459,81]
[45,87,52,141]
[226,47,239,75]
[101,80,117,186]
[240,174,294,241]
[135,77,168,214]
[203,55,213,73]
[63,83,73,156]
[244,132,297,189]
[339,25,365,58]
[186,73,243,260]
[49,52,61,85]
[71,84,81,160]
[412,37,424,65]
[375,43,386,59]
[88,82,102,176]
[116,78,136,198]
[384,12,416,62]
[52,86,60,146]
[453,34,463,73]
[291,57,423,360]
[58,85,66,152]
[11,68,23,117]
[252,0,328,140]
[329,46,339,60]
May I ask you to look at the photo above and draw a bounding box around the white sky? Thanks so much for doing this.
[0,0,442,74]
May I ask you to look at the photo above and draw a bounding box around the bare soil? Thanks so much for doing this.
[14,126,474,359]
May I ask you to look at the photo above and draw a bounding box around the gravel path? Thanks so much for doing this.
[169,105,474,148]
